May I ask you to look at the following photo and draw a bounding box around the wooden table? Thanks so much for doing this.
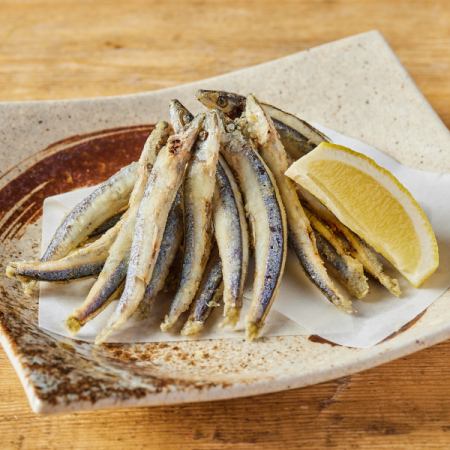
[1,1,449,448]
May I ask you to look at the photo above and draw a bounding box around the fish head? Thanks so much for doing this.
[204,110,220,136]
[194,111,221,163]
[196,89,246,119]
[214,109,241,147]
[244,94,272,145]
[168,113,205,156]
[169,99,194,133]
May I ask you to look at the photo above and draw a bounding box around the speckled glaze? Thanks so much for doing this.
[0,31,449,414]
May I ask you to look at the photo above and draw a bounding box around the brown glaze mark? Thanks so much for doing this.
[0,125,153,242]
[308,335,341,347]
[308,310,428,347]
[383,310,427,342]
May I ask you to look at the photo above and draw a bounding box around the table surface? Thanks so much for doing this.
[1,1,449,448]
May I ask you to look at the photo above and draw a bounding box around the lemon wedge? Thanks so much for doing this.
[285,142,439,287]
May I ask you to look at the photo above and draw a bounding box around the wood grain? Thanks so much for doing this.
[0,0,449,126]
[2,342,450,449]
[0,0,449,448]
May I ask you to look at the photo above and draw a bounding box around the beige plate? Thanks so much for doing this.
[0,31,449,413]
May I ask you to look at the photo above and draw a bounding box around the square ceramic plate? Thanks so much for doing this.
[0,31,449,413]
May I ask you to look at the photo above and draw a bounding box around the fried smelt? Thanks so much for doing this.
[138,191,184,316]
[306,209,369,299]
[213,157,249,326]
[336,224,401,297]
[9,162,138,295]
[6,220,120,282]
[219,114,287,340]
[181,247,223,336]
[161,112,220,331]
[43,162,139,262]
[315,233,368,299]
[244,95,352,313]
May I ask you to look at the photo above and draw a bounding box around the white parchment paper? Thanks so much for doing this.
[38,186,305,343]
[39,126,450,348]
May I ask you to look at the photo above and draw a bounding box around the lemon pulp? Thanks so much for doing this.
[285,143,438,287]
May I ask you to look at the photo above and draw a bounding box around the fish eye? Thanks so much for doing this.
[217,95,228,108]
[182,113,191,125]
[199,130,208,141]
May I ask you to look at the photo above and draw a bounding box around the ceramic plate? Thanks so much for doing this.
[1,31,449,413]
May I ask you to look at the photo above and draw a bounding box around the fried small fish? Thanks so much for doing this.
[246,95,352,313]
[138,190,184,316]
[161,112,221,331]
[6,219,121,282]
[43,162,139,262]
[213,157,249,326]
[181,247,223,336]
[218,113,287,340]
[306,209,369,299]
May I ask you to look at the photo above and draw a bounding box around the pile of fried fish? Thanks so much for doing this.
[6,91,400,343]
